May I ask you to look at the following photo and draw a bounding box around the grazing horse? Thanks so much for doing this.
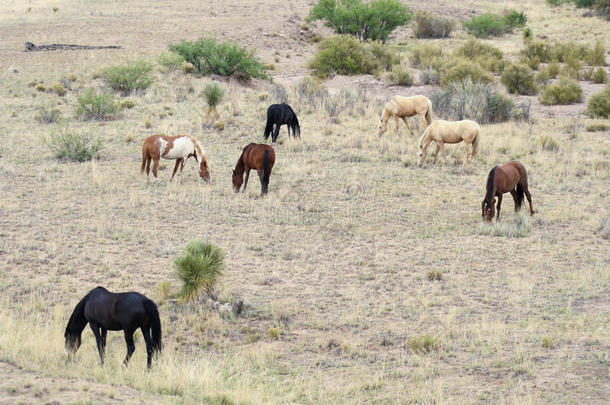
[264,103,301,145]
[376,95,433,137]
[141,134,210,183]
[482,161,534,222]
[232,143,275,196]
[64,286,162,369]
[418,119,480,167]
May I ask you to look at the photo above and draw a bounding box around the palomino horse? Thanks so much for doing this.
[418,119,480,166]
[264,103,301,146]
[233,143,275,196]
[482,161,534,222]
[65,286,162,369]
[376,95,433,137]
[141,134,210,183]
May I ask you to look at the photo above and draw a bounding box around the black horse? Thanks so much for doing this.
[263,103,301,145]
[64,286,162,369]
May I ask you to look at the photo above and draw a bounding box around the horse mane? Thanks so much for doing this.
[67,289,93,333]
[485,166,497,209]
[419,123,433,148]
[186,135,206,161]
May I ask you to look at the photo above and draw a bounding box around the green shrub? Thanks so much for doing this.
[573,0,596,7]
[101,61,153,94]
[592,67,608,83]
[441,60,494,85]
[409,44,444,70]
[35,105,62,124]
[203,81,225,117]
[503,10,527,30]
[523,27,533,40]
[536,61,560,84]
[593,0,610,19]
[502,63,537,95]
[170,38,268,80]
[539,78,583,105]
[365,41,401,72]
[173,241,225,302]
[52,83,67,96]
[307,0,412,42]
[308,35,372,78]
[585,85,610,118]
[455,39,504,72]
[158,51,185,70]
[586,122,609,131]
[430,79,518,124]
[76,89,119,120]
[420,67,440,85]
[463,13,506,38]
[412,11,455,38]
[387,64,413,86]
[586,40,606,66]
[521,40,552,64]
[47,126,103,162]
[550,41,588,63]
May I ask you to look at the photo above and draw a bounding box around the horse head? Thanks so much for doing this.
[232,169,243,192]
[199,156,210,183]
[482,199,495,222]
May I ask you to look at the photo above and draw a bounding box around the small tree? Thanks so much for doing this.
[173,241,224,302]
[307,0,412,42]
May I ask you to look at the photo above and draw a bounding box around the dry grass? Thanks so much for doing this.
[0,0,609,404]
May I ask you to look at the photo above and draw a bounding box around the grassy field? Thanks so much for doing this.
[0,0,608,404]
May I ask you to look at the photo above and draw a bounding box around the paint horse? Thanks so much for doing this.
[482,161,534,222]
[232,143,275,196]
[418,119,480,167]
[376,95,433,137]
[141,134,210,183]
[64,286,162,369]
[264,103,301,145]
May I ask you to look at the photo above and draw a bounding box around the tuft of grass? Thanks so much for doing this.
[52,83,67,96]
[101,60,153,94]
[407,335,440,354]
[536,135,560,152]
[585,39,606,66]
[46,126,103,162]
[420,67,440,85]
[478,214,532,237]
[542,337,555,349]
[120,99,136,109]
[387,64,414,86]
[35,83,47,92]
[586,122,609,132]
[539,78,582,105]
[156,281,172,304]
[599,216,610,239]
[203,81,225,118]
[427,270,442,281]
[267,327,283,340]
[591,67,608,84]
[173,241,225,303]
[76,89,120,120]
[35,104,62,124]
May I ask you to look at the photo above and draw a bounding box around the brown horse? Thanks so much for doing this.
[232,143,275,196]
[141,135,210,183]
[482,161,534,222]
[376,95,433,137]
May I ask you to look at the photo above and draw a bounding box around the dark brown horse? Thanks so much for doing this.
[232,143,275,195]
[482,161,534,221]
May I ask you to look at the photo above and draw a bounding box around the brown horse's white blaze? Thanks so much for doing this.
[141,135,210,183]
[376,95,433,137]
[418,119,480,167]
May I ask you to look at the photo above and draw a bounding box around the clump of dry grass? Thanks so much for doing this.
[478,214,532,237]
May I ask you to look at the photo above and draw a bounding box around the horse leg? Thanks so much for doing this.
[524,187,534,215]
[401,117,413,136]
[394,116,400,134]
[257,169,264,196]
[123,329,136,367]
[433,142,442,163]
[89,323,104,365]
[510,190,519,212]
[243,169,250,192]
[152,158,160,179]
[141,326,153,369]
[272,125,280,146]
[170,159,181,182]
[496,194,503,222]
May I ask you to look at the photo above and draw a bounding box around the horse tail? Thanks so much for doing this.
[425,98,433,126]
[291,110,301,139]
[141,140,148,173]
[516,183,524,210]
[485,166,497,209]
[143,299,162,353]
[264,108,274,140]
[262,150,271,194]
[471,128,480,159]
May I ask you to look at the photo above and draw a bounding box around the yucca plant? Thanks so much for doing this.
[203,81,225,119]
[173,241,224,302]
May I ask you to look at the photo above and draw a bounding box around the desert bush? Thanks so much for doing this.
[173,241,225,302]
[35,105,62,124]
[586,40,606,66]
[455,39,504,72]
[521,40,552,65]
[550,41,588,63]
[307,0,412,42]
[585,85,610,118]
[387,64,413,86]
[52,83,67,96]
[420,67,440,85]
[76,89,119,120]
[157,51,185,70]
[539,78,583,105]
[412,11,455,38]
[430,79,516,124]
[202,81,225,117]
[591,67,608,83]
[46,126,103,162]
[463,10,525,38]
[501,63,537,95]
[535,62,560,84]
[170,38,268,80]
[365,41,401,72]
[503,10,528,29]
[294,76,329,107]
[271,83,289,103]
[593,0,610,19]
[101,61,153,94]
[409,44,445,70]
[573,0,596,6]
[441,60,494,86]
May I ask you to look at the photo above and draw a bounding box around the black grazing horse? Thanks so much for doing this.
[264,103,301,145]
[64,286,162,369]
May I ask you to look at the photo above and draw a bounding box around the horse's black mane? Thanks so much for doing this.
[485,166,497,209]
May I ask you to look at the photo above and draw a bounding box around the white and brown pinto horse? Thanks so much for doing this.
[375,95,433,137]
[418,119,480,167]
[141,135,210,183]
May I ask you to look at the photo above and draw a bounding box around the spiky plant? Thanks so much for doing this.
[203,81,225,119]
[173,241,224,302]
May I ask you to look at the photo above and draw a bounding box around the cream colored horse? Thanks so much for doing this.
[375,95,433,137]
[418,119,480,167]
